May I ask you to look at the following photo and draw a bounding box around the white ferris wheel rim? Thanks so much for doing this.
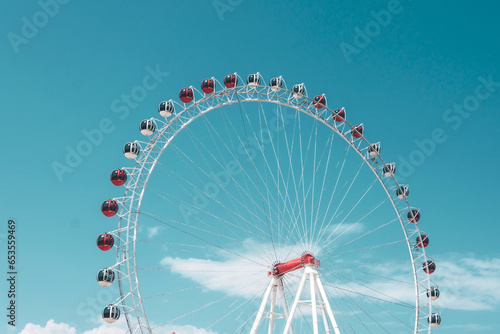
[108,73,437,333]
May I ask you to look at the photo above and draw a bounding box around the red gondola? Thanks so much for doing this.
[423,260,436,274]
[101,200,118,217]
[97,233,114,251]
[201,79,215,94]
[179,87,194,103]
[352,124,363,138]
[110,169,127,186]
[224,74,237,88]
[313,94,326,109]
[416,234,429,248]
[408,209,420,223]
[332,108,346,122]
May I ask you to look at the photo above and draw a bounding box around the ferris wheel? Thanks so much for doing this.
[95,72,442,333]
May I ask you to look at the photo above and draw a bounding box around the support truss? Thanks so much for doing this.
[251,265,340,334]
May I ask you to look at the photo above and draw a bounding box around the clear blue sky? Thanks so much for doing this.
[1,0,499,333]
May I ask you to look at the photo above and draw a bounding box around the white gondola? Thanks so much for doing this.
[368,142,381,157]
[246,73,260,88]
[102,305,120,323]
[269,76,283,92]
[427,286,440,300]
[97,268,115,287]
[139,119,156,136]
[396,185,409,199]
[292,83,306,99]
[158,100,175,117]
[383,163,396,177]
[428,313,441,327]
[123,142,140,159]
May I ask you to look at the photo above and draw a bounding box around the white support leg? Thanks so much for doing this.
[278,278,293,334]
[283,270,308,334]
[315,279,331,334]
[310,269,319,334]
[251,277,277,334]
[268,282,277,334]
[321,306,331,334]
[315,273,341,334]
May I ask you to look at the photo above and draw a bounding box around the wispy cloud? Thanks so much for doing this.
[19,319,77,334]
[18,319,217,334]
[433,254,500,311]
[161,243,500,312]
[147,226,161,239]
[440,323,491,331]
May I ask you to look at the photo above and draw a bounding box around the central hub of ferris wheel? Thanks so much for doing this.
[251,253,340,334]
[268,252,320,277]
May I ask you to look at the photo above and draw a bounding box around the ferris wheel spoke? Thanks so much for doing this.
[254,102,307,253]
[156,143,283,245]
[328,160,366,221]
[314,144,351,240]
[256,101,301,252]
[278,106,308,250]
[319,274,393,333]
[325,283,414,310]
[331,178,378,226]
[206,297,256,331]
[141,272,266,301]
[139,209,242,244]
[235,95,279,259]
[318,177,384,245]
[309,130,337,248]
[205,104,301,252]
[151,274,268,329]
[195,114,272,228]
[328,263,414,286]
[296,110,309,246]
[318,178,379,252]
[237,100,309,250]
[183,121,280,215]
[139,210,270,267]
[327,239,407,258]
[232,104,302,246]
[321,283,384,333]
[168,132,275,229]
[321,216,399,257]
[146,183,270,247]
[218,105,296,260]
[320,270,414,332]
[135,240,223,261]
[320,266,414,306]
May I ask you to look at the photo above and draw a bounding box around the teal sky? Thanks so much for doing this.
[1,0,499,333]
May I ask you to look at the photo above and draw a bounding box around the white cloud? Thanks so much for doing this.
[324,254,500,312]
[19,320,77,334]
[160,239,310,299]
[147,226,161,238]
[327,222,366,237]
[161,242,500,312]
[18,320,217,334]
[433,255,500,311]
[154,324,217,334]
[81,325,125,334]
[160,255,269,299]
[440,323,491,331]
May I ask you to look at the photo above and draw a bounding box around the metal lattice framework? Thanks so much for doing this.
[101,73,441,333]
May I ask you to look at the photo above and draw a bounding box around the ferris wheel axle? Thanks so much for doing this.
[269,253,320,276]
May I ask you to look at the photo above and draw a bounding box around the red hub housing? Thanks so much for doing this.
[269,253,319,276]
